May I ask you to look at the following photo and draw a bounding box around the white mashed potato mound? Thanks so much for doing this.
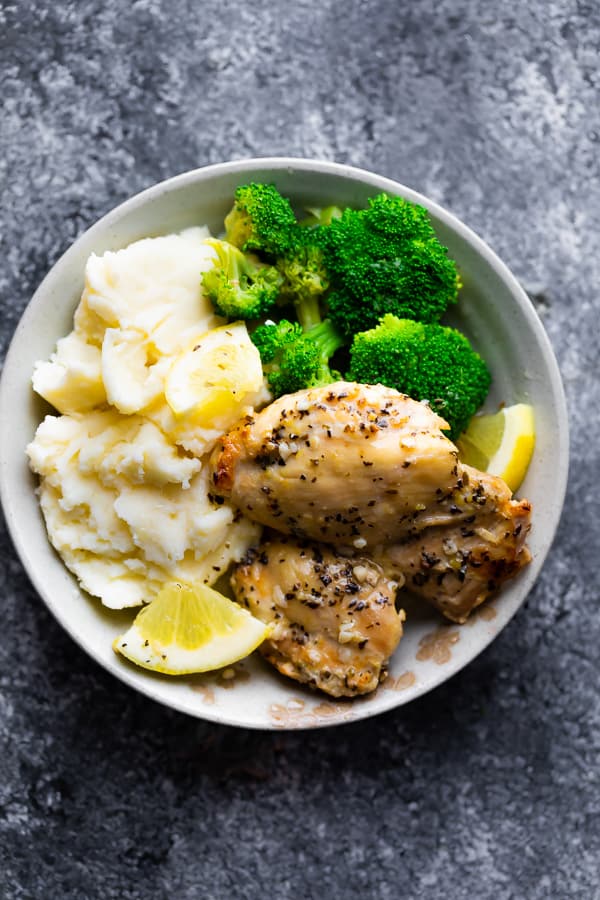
[27,229,265,609]
[33,227,221,418]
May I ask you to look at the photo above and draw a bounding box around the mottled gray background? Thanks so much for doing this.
[1,1,599,898]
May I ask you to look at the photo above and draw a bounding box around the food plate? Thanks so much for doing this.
[0,158,568,729]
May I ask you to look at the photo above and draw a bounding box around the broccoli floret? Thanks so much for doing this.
[352,191,438,242]
[251,318,344,398]
[224,183,297,258]
[320,193,460,338]
[347,314,491,438]
[202,239,282,320]
[222,184,330,328]
[276,233,330,331]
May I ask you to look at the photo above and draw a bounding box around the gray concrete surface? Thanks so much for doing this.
[1,1,599,897]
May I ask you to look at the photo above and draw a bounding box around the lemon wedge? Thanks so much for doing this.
[456,403,535,493]
[164,322,263,426]
[113,582,270,675]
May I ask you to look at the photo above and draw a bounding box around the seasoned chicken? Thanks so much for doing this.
[210,382,460,549]
[214,382,533,625]
[231,534,405,697]
[378,465,532,622]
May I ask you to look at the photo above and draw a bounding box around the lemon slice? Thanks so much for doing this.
[113,582,270,675]
[456,403,535,493]
[164,322,263,425]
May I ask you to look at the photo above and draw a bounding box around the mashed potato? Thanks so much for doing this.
[27,228,266,608]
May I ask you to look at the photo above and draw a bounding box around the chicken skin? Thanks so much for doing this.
[210,382,460,549]
[378,465,532,623]
[231,535,405,697]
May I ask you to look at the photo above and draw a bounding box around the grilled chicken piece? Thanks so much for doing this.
[211,382,460,549]
[231,535,405,697]
[379,465,532,623]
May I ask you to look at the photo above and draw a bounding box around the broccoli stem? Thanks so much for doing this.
[305,319,344,380]
[295,294,323,332]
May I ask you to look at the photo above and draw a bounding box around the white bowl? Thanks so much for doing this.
[0,158,568,729]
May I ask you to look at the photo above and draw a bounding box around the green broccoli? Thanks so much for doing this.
[276,233,330,331]
[319,193,461,338]
[201,239,283,320]
[251,318,344,398]
[347,314,491,438]
[224,183,297,258]
[222,183,330,328]
[214,186,480,425]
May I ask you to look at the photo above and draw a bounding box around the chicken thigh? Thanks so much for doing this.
[378,465,532,623]
[231,534,405,697]
[210,382,460,549]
